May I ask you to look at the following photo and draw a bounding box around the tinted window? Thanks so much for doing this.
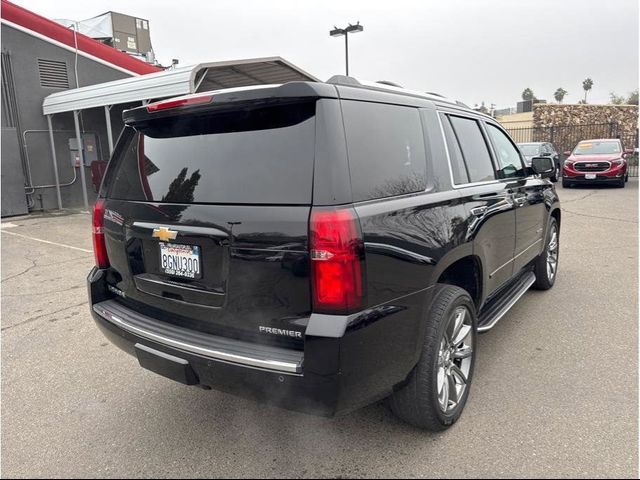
[448,116,495,183]
[441,114,469,184]
[342,101,427,201]
[486,123,524,178]
[106,102,316,204]
[519,144,540,156]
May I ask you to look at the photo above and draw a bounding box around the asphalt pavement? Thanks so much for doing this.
[1,180,638,478]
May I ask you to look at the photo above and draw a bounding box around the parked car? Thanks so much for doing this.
[517,142,561,182]
[562,139,631,188]
[88,77,561,430]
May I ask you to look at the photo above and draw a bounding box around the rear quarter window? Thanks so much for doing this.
[341,100,427,202]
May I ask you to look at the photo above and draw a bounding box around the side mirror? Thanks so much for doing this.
[563,151,571,157]
[623,149,634,158]
[531,156,555,178]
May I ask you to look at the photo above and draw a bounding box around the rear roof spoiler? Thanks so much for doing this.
[123,81,337,125]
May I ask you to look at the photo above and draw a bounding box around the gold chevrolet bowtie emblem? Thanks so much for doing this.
[152,226,178,242]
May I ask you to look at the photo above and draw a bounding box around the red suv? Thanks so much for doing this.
[562,139,632,188]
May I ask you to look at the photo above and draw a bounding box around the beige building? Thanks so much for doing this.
[495,111,534,129]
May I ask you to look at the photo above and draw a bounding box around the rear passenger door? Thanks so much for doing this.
[484,122,547,274]
[441,113,517,297]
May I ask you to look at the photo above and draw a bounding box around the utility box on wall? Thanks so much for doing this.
[68,133,99,167]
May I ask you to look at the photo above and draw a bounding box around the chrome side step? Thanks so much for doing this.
[477,271,536,333]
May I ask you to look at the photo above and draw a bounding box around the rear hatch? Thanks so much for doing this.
[99,86,326,349]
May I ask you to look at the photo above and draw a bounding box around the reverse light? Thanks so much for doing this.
[146,94,214,112]
[310,208,365,314]
[92,199,110,268]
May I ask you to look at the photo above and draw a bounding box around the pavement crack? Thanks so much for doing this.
[1,285,84,297]
[562,208,638,224]
[1,256,38,283]
[561,191,599,204]
[2,255,91,284]
[1,301,89,332]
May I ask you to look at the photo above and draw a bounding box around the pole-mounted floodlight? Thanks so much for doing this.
[329,22,363,76]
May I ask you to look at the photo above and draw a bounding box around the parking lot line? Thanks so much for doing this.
[1,229,92,253]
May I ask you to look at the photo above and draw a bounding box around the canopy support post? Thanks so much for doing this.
[73,110,89,210]
[46,114,63,210]
[104,105,114,155]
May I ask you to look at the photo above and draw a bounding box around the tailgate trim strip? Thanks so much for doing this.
[93,301,302,374]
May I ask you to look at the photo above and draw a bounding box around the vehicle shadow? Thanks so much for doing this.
[89,301,573,478]
[96,326,514,478]
[105,366,464,477]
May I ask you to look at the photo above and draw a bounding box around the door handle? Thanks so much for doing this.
[513,196,527,207]
[470,206,488,217]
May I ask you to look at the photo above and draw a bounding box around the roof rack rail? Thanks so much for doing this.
[326,75,361,86]
[376,80,404,88]
[325,74,462,107]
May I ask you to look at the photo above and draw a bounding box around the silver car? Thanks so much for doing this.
[517,142,560,182]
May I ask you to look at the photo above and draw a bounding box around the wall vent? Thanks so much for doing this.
[37,59,70,89]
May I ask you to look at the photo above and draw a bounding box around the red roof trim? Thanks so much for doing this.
[1,0,162,75]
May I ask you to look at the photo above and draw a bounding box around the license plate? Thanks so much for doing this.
[585,173,597,180]
[159,243,201,279]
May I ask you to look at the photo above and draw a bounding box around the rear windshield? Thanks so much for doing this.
[518,144,541,155]
[105,102,316,204]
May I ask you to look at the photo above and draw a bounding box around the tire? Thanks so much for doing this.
[562,178,571,188]
[533,216,559,290]
[616,177,625,188]
[388,285,477,430]
[550,165,559,183]
[625,174,629,183]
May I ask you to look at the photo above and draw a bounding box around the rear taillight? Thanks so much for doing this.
[92,199,109,268]
[310,208,365,314]
[146,94,214,112]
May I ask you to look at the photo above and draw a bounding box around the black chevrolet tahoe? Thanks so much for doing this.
[88,77,560,430]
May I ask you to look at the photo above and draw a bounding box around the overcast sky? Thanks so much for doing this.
[17,0,640,108]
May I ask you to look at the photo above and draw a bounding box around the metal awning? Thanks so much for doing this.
[41,57,318,211]
[42,56,319,115]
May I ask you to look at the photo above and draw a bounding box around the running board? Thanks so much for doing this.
[477,271,536,333]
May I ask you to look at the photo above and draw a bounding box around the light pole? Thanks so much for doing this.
[329,22,364,76]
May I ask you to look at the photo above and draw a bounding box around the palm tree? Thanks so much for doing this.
[554,88,568,103]
[522,88,535,101]
[582,78,593,103]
